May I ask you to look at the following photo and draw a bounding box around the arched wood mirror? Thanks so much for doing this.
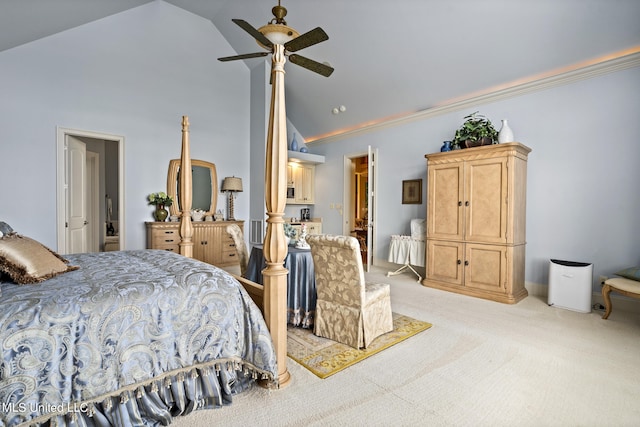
[167,159,218,217]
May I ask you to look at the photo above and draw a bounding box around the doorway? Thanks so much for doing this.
[343,147,378,271]
[56,128,124,254]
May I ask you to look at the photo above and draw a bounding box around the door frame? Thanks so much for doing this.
[86,151,100,252]
[343,147,378,270]
[56,127,124,254]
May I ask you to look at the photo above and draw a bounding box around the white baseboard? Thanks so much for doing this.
[372,259,640,314]
[526,281,640,314]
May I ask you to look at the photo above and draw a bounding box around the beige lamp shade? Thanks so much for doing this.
[222,176,243,192]
[222,176,242,221]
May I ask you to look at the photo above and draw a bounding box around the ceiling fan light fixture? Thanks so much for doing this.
[219,1,333,78]
[258,23,300,47]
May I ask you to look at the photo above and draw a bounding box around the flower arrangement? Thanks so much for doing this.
[147,192,173,206]
[283,223,296,238]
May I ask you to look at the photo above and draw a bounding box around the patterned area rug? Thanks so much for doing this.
[287,313,432,379]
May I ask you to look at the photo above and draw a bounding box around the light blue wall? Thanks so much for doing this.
[1,1,637,293]
[0,1,252,250]
[307,66,640,290]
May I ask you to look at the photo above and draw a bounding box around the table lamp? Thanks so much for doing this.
[221,176,243,221]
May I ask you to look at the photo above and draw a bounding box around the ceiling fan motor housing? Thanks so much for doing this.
[258,24,299,47]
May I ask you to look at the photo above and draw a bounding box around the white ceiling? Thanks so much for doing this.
[2,0,639,141]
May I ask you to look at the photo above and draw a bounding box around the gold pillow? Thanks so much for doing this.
[0,234,78,284]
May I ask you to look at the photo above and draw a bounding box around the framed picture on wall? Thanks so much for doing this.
[402,179,422,204]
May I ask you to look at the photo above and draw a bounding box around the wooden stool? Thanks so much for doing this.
[601,277,640,319]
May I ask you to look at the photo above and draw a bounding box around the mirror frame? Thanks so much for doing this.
[167,159,218,217]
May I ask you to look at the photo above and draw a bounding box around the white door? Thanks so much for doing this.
[67,136,87,254]
[366,146,377,272]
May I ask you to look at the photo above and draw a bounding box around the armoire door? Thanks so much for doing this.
[426,239,464,285]
[464,243,508,293]
[464,157,508,244]
[427,163,464,241]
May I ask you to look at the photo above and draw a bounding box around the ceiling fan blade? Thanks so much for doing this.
[218,52,269,62]
[284,27,329,52]
[232,19,273,49]
[289,54,334,77]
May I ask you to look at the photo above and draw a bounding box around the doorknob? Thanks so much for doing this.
[84,220,89,225]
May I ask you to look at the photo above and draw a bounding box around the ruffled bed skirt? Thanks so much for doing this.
[23,359,275,427]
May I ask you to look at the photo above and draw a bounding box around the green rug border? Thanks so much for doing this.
[287,313,432,379]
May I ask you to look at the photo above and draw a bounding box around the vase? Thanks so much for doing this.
[498,119,514,143]
[440,141,452,152]
[290,133,299,151]
[154,204,168,222]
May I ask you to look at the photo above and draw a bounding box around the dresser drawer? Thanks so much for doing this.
[220,249,239,265]
[154,244,179,253]
[150,228,180,245]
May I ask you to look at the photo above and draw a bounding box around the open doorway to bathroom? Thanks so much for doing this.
[56,128,124,254]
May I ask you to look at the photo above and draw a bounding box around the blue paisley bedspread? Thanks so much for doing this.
[0,250,277,426]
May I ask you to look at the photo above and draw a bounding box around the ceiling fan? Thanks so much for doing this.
[217,1,334,78]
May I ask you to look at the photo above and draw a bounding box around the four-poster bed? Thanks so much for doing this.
[0,109,289,426]
[1,28,295,427]
[212,0,335,388]
[176,107,291,387]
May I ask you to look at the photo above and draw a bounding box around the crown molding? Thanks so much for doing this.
[307,49,640,146]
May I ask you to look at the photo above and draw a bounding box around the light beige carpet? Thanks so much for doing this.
[174,266,640,426]
[287,313,432,378]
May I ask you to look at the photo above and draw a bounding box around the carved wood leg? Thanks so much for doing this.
[602,283,612,319]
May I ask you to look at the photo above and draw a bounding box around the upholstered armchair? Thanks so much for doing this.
[225,224,249,277]
[307,234,393,349]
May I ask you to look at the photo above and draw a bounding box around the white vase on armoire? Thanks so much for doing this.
[498,119,514,143]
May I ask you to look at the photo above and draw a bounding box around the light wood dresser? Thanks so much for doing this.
[423,142,531,304]
[146,220,244,268]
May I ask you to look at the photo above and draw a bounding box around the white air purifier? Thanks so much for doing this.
[548,259,593,313]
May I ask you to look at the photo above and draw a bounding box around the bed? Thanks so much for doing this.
[0,249,276,426]
[1,51,293,425]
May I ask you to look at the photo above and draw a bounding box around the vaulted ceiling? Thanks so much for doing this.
[2,0,639,141]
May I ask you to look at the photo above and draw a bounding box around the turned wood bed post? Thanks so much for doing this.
[262,44,291,387]
[179,116,194,257]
